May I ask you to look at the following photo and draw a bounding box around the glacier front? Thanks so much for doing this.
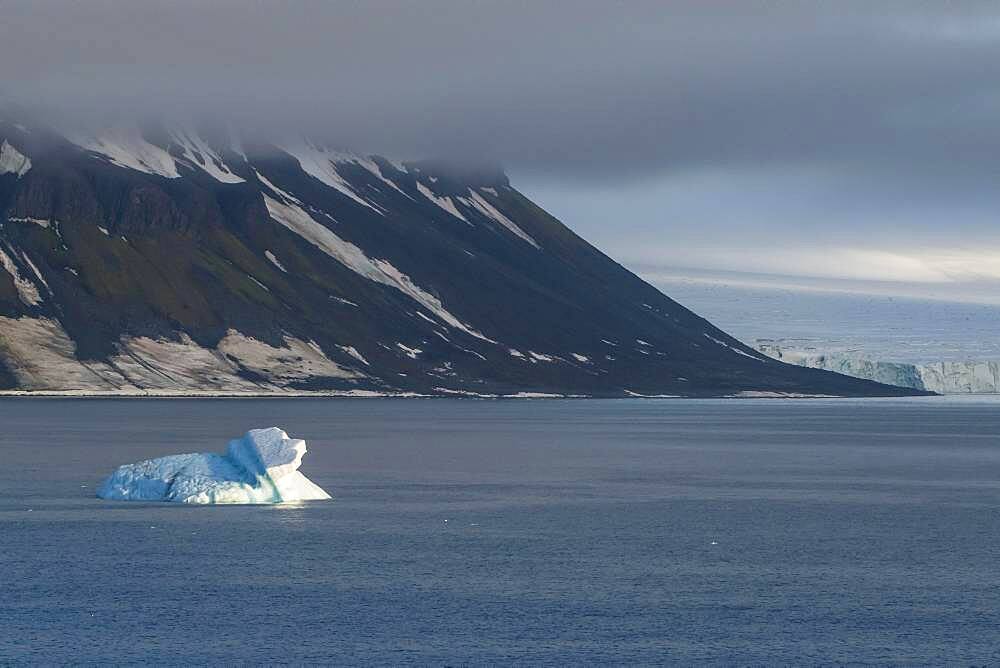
[97,427,331,504]
[755,341,1000,394]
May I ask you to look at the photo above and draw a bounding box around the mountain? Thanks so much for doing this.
[0,119,921,397]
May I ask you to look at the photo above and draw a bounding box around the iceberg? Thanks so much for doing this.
[97,427,332,504]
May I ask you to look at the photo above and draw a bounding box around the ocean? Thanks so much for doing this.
[2,397,999,665]
[652,274,1000,364]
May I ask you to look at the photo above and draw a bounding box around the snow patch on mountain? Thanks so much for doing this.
[170,128,245,183]
[330,295,358,307]
[19,252,50,295]
[247,274,270,292]
[263,193,387,271]
[263,193,492,342]
[417,182,469,223]
[69,128,181,178]
[8,217,51,228]
[344,155,413,199]
[624,389,681,398]
[68,126,249,183]
[703,333,765,361]
[397,343,422,359]
[264,250,287,272]
[0,140,31,177]
[456,191,540,248]
[338,345,369,366]
[0,247,42,305]
[280,142,384,213]
[372,259,495,342]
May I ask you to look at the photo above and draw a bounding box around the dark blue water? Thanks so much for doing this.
[2,397,1000,665]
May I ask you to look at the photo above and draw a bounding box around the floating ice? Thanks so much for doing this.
[97,427,331,504]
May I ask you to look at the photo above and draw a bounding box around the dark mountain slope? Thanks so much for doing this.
[0,120,922,396]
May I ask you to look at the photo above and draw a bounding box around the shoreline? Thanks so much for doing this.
[0,390,967,400]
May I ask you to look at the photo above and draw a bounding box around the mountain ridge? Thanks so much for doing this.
[0,119,923,397]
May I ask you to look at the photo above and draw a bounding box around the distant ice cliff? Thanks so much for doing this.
[756,340,1000,394]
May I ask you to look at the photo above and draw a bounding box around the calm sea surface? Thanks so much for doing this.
[2,397,1000,665]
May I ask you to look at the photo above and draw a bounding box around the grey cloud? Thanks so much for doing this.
[3,1,1000,286]
[3,2,998,174]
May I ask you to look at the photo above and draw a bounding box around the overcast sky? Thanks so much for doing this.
[3,1,999,296]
